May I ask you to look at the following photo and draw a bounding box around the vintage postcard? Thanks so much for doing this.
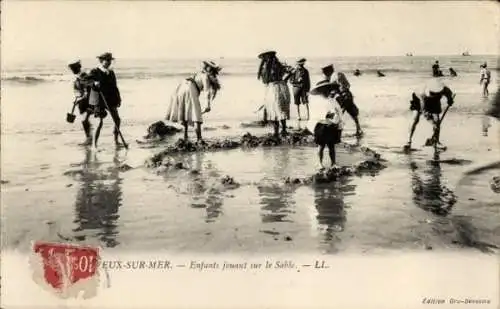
[1,1,499,308]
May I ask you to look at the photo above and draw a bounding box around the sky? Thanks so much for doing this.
[1,1,499,64]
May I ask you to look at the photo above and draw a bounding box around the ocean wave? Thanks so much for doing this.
[1,76,50,84]
[2,65,497,83]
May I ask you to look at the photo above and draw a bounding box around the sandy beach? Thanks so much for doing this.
[1,55,499,256]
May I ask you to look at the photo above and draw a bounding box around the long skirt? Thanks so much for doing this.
[165,80,203,126]
[264,81,291,121]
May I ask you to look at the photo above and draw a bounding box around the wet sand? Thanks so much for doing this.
[2,114,499,255]
[2,70,500,255]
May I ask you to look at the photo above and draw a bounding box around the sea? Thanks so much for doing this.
[1,55,499,254]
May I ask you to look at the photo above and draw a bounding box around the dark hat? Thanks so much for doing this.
[310,80,335,96]
[68,60,81,69]
[297,58,306,64]
[321,64,334,75]
[97,52,115,61]
[258,51,276,59]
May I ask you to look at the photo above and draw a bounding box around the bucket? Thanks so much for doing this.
[66,113,76,123]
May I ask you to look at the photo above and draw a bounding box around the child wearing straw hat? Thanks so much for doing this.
[88,52,123,148]
[257,50,292,137]
[310,81,344,169]
[165,60,222,142]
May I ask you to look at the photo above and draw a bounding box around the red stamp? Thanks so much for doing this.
[31,241,103,298]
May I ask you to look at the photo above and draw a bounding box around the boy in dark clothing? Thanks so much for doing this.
[289,58,311,120]
[68,60,93,145]
[88,52,123,148]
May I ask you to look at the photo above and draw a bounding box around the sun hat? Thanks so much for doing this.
[97,52,115,61]
[258,51,277,59]
[297,58,306,64]
[310,80,336,96]
[68,60,81,69]
[202,60,222,74]
[321,64,334,75]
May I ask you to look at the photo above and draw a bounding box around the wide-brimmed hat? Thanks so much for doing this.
[202,60,221,73]
[97,52,115,61]
[258,51,276,59]
[310,80,336,96]
[297,58,306,64]
[68,60,81,69]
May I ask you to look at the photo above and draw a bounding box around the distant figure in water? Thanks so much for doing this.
[377,70,385,77]
[165,61,221,142]
[406,79,455,151]
[288,58,311,120]
[480,62,491,97]
[449,68,457,77]
[310,81,343,169]
[68,60,93,145]
[353,69,362,76]
[257,50,292,137]
[432,61,443,77]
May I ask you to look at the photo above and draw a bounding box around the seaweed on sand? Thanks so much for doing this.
[145,130,314,168]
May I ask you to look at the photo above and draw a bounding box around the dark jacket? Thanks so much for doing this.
[89,67,121,108]
[289,67,310,91]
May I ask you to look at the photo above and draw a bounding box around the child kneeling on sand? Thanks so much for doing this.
[311,81,344,169]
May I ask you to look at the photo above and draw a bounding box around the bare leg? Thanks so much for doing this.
[296,105,301,121]
[353,116,363,136]
[273,120,280,137]
[407,111,421,146]
[81,113,92,145]
[305,104,310,121]
[280,119,287,135]
[107,107,121,145]
[182,121,188,140]
[195,122,202,141]
[94,118,104,148]
[318,145,325,168]
[327,143,336,166]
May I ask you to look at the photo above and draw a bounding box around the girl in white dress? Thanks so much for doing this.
[165,61,221,141]
[310,81,344,169]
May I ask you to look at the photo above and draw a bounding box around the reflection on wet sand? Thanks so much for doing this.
[186,152,224,223]
[258,147,295,223]
[72,148,123,248]
[313,180,352,245]
[410,152,456,216]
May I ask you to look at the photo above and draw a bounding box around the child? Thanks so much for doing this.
[311,81,344,169]
[480,63,491,98]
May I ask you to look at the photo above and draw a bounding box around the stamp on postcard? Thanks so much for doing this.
[30,241,103,299]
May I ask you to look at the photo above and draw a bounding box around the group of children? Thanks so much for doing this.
[69,52,495,173]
